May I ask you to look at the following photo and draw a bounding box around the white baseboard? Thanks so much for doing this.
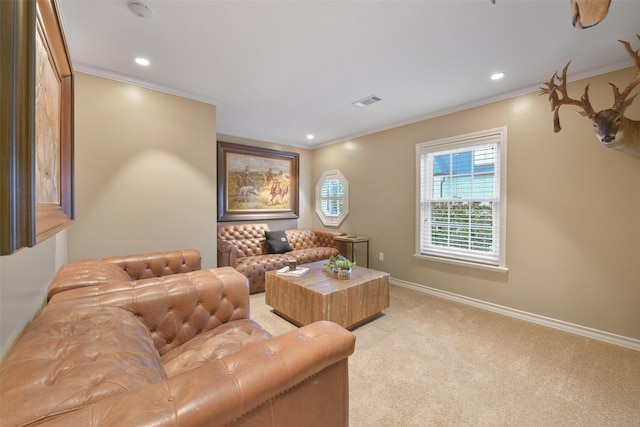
[390,277,640,352]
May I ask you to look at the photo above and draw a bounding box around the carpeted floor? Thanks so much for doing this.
[250,285,640,427]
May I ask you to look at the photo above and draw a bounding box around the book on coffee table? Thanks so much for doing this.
[276,266,310,276]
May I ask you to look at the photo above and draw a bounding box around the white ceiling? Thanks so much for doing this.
[57,0,640,148]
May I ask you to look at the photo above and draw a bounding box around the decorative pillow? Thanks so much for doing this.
[265,230,293,254]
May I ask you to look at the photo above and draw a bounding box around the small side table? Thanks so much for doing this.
[334,235,370,268]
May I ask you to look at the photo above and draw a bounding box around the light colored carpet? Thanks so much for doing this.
[250,285,640,426]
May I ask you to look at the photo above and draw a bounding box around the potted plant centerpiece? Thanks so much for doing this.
[323,254,354,279]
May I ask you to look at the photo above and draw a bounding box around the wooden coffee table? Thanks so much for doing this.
[265,260,390,330]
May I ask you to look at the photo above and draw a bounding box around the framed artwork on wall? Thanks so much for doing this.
[217,141,299,221]
[1,0,74,255]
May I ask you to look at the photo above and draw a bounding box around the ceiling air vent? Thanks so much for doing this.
[352,95,382,108]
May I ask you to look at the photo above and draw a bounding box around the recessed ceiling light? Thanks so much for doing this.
[135,57,150,66]
[491,72,505,80]
[307,134,314,140]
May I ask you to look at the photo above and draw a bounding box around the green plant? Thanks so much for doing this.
[323,254,354,272]
[335,258,354,270]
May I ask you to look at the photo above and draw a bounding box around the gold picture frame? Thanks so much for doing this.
[0,0,73,255]
[217,142,299,221]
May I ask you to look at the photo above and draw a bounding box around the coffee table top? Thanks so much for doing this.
[266,260,389,296]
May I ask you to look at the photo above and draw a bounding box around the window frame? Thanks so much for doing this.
[316,170,349,226]
[415,127,508,273]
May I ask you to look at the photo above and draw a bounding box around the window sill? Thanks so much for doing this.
[413,253,509,273]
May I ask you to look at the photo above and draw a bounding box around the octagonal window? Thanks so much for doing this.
[316,170,349,226]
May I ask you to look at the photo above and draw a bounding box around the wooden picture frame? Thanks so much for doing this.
[0,0,73,255]
[217,142,299,221]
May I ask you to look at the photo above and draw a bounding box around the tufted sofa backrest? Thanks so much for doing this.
[286,229,317,249]
[217,223,270,257]
[102,248,201,280]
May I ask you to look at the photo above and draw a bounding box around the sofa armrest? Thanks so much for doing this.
[101,249,202,279]
[217,239,239,267]
[313,229,346,249]
[47,259,134,301]
[38,321,355,427]
[48,267,250,356]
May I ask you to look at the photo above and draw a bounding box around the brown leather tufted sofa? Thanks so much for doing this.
[0,249,356,427]
[46,248,204,300]
[217,224,344,293]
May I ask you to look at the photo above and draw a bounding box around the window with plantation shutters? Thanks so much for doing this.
[416,127,508,272]
[316,170,349,226]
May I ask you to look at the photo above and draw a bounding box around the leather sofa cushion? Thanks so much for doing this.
[0,304,165,427]
[161,319,273,377]
[289,247,340,264]
[235,254,291,276]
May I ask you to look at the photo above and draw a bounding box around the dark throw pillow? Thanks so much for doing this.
[265,230,293,254]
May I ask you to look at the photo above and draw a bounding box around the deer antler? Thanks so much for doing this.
[610,35,640,111]
[540,35,640,159]
[540,61,596,132]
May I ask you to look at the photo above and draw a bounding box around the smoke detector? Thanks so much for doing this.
[128,2,153,19]
[352,95,382,108]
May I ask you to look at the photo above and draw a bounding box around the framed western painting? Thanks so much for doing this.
[217,142,299,221]
[0,0,74,255]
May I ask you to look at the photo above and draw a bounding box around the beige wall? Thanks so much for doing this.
[68,73,218,267]
[0,232,67,358]
[312,67,640,341]
[216,134,314,231]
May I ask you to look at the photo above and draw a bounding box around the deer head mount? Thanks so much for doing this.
[540,35,640,160]
[571,0,610,29]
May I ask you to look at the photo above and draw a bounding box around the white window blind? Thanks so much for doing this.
[316,170,349,226]
[416,127,507,269]
[320,178,344,217]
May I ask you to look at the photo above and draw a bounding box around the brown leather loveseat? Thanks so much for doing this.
[217,223,344,293]
[0,249,356,427]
